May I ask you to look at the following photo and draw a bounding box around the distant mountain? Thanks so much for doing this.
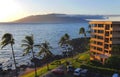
[13,14,106,23]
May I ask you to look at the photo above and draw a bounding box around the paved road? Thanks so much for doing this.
[40,71,73,77]
[40,65,74,77]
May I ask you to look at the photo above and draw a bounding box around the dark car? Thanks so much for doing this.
[67,65,74,73]
[52,68,64,75]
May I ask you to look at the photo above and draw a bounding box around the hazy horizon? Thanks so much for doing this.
[0,0,120,22]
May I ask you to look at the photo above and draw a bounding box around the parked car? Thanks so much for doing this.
[73,68,82,76]
[67,65,74,73]
[80,69,88,77]
[112,73,119,77]
[52,68,64,75]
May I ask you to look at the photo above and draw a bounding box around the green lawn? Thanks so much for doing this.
[21,51,90,77]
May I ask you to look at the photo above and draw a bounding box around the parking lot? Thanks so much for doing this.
[41,65,88,77]
[41,65,111,77]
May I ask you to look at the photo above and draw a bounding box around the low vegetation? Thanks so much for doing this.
[21,50,120,77]
[81,64,120,75]
[21,51,90,77]
[105,55,120,70]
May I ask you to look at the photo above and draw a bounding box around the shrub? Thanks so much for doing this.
[86,60,103,67]
[80,64,120,75]
[105,55,120,70]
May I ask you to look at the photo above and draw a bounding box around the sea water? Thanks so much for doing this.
[0,23,89,69]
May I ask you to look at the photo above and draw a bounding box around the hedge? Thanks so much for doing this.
[80,64,120,75]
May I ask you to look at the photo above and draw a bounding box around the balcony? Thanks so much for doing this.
[90,48,104,54]
[109,41,112,44]
[91,33,104,36]
[92,27,104,30]
[91,38,104,42]
[104,53,111,57]
[110,28,113,30]
[110,34,112,37]
[90,43,103,48]
[90,53,109,61]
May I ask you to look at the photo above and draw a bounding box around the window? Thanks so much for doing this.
[104,44,109,49]
[93,41,96,44]
[105,32,109,36]
[97,42,103,45]
[105,24,110,30]
[110,38,112,41]
[97,36,103,40]
[110,44,112,47]
[94,24,97,27]
[100,58,103,62]
[94,35,97,38]
[104,50,108,53]
[97,47,102,51]
[110,31,112,34]
[98,30,104,34]
[98,24,103,27]
[93,47,96,50]
[111,25,112,28]
[105,38,109,43]
[94,30,97,33]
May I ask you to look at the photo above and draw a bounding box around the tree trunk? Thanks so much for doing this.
[32,48,37,77]
[11,44,17,77]
[47,63,49,70]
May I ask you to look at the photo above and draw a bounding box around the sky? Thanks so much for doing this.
[0,0,120,22]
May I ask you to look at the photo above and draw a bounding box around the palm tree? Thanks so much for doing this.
[87,24,91,34]
[36,41,53,70]
[79,27,86,38]
[59,33,72,57]
[59,33,70,46]
[64,33,70,41]
[0,33,17,77]
[59,36,66,46]
[21,35,37,77]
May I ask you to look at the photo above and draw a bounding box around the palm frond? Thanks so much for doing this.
[1,42,9,49]
[23,47,31,56]
[21,35,34,56]
[37,41,53,57]
[25,35,34,45]
[38,48,45,56]
[34,44,41,48]
[45,41,49,45]
[59,36,65,46]
[79,27,85,34]
[22,39,29,44]
[2,33,12,40]
[1,33,14,49]
[64,33,70,40]
[21,44,30,47]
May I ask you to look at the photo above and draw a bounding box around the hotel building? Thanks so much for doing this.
[89,18,120,64]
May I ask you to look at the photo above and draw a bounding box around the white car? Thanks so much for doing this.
[112,73,119,77]
[73,68,82,76]
[81,69,88,77]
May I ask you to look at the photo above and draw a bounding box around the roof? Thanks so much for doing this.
[112,73,119,77]
[89,16,120,22]
[96,54,108,59]
[74,68,82,71]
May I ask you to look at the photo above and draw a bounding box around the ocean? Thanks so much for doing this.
[0,22,89,69]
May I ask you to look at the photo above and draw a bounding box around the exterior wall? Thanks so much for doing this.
[112,23,120,55]
[112,24,120,44]
[89,21,113,64]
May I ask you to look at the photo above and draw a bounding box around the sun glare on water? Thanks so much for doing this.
[0,0,23,22]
